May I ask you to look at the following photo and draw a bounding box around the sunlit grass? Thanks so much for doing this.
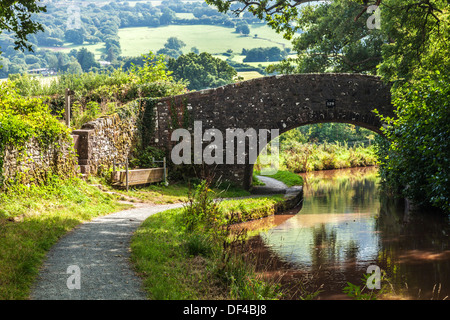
[0,178,129,300]
[131,195,285,300]
[118,24,291,57]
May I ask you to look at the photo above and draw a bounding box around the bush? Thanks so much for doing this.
[0,81,74,186]
[375,72,450,212]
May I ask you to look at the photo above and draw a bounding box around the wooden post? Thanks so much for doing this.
[65,88,74,128]
[163,157,167,185]
[125,159,129,192]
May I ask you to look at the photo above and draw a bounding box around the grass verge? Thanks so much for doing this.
[97,179,251,204]
[0,177,129,300]
[130,194,286,300]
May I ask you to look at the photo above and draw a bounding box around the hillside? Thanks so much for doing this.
[0,0,295,80]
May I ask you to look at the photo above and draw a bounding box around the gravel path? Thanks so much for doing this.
[30,202,183,300]
[251,175,289,194]
[30,177,291,300]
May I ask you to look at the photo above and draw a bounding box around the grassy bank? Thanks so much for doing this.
[0,177,130,300]
[281,142,377,173]
[130,185,287,300]
[254,170,304,187]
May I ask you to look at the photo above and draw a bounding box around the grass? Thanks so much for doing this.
[118,24,292,57]
[131,207,224,299]
[255,170,304,187]
[43,42,105,59]
[220,195,286,223]
[0,177,129,300]
[237,71,265,81]
[130,195,286,300]
[99,180,251,204]
[280,142,378,173]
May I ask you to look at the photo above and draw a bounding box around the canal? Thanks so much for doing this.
[242,166,450,299]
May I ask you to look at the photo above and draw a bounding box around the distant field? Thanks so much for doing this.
[237,71,264,81]
[118,24,292,57]
[42,42,105,59]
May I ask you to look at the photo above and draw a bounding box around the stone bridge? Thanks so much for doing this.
[148,73,394,190]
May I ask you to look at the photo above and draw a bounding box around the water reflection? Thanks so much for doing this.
[247,167,450,299]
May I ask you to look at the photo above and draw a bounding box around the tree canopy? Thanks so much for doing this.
[167,52,237,90]
[0,0,47,53]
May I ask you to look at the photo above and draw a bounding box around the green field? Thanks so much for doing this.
[237,71,265,80]
[118,24,292,57]
[42,42,106,59]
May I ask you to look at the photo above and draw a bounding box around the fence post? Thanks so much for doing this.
[125,159,129,192]
[163,157,167,186]
[65,88,72,127]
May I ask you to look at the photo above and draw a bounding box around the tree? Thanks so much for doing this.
[374,1,449,212]
[236,23,250,35]
[160,7,176,25]
[0,0,47,54]
[76,48,99,72]
[280,1,385,74]
[243,46,287,62]
[157,37,186,58]
[66,60,83,74]
[167,52,237,90]
[65,29,85,45]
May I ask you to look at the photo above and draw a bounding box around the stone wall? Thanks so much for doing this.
[1,137,77,186]
[71,111,140,176]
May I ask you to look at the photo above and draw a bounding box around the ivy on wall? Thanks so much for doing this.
[0,82,75,187]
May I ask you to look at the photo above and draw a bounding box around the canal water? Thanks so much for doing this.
[242,166,450,299]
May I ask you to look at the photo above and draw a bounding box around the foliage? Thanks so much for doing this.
[168,52,237,90]
[378,0,449,82]
[10,53,187,128]
[0,81,73,185]
[0,0,47,54]
[181,180,226,236]
[131,146,166,169]
[374,2,449,212]
[376,72,450,212]
[274,0,385,74]
[343,271,392,300]
[130,52,175,84]
[157,37,186,59]
[76,48,100,72]
[243,46,288,63]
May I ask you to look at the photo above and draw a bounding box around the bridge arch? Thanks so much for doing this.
[151,73,394,189]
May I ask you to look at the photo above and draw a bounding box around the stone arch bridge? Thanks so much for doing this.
[72,73,394,190]
[148,73,394,190]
